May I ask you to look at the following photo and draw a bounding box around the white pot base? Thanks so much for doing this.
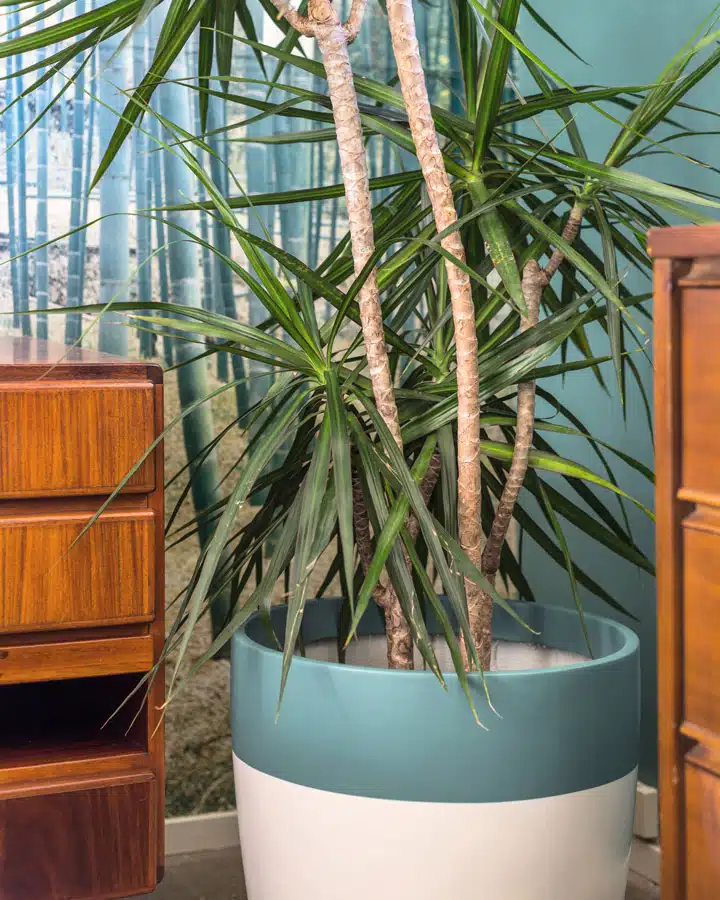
[234,755,637,900]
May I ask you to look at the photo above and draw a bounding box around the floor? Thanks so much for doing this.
[141,848,660,899]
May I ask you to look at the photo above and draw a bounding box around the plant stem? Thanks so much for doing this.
[479,201,587,637]
[544,200,587,281]
[385,0,483,664]
[313,1,403,449]
[480,260,542,590]
[273,0,412,668]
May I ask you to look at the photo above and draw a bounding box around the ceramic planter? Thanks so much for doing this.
[231,598,640,900]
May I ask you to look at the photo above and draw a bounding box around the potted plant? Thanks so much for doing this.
[7,1,720,897]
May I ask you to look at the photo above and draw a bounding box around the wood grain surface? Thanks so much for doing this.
[0,634,154,684]
[651,238,720,898]
[0,381,156,497]
[0,341,165,896]
[0,509,154,632]
[0,772,157,899]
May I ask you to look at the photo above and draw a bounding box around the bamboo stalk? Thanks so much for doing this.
[34,2,50,340]
[78,49,97,311]
[193,77,214,317]
[244,0,277,434]
[97,28,131,354]
[12,8,29,335]
[207,92,234,381]
[65,0,86,345]
[5,43,20,331]
[206,91,250,416]
[133,21,154,357]
[149,113,173,364]
[158,48,231,642]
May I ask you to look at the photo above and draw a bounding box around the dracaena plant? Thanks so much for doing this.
[6,0,720,709]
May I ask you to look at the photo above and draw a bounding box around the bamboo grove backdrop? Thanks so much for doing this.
[0,2,466,615]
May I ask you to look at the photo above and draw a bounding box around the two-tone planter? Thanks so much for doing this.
[232,598,640,900]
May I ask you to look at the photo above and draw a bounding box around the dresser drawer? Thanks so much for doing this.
[680,288,720,498]
[0,381,155,498]
[682,513,720,734]
[685,749,720,899]
[0,772,157,900]
[0,634,154,684]
[0,510,154,633]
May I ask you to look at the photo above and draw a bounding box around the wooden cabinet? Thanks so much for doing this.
[0,381,156,497]
[650,227,720,899]
[0,773,157,900]
[0,337,164,899]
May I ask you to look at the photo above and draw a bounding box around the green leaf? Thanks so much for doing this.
[347,435,437,642]
[480,439,654,519]
[468,177,525,311]
[483,464,636,619]
[592,199,624,399]
[532,473,592,656]
[429,514,537,636]
[215,0,235,87]
[521,1,588,64]
[325,369,355,614]
[173,169,424,210]
[358,396,495,686]
[279,415,334,710]
[473,0,521,165]
[437,425,458,540]
[0,0,144,58]
[526,476,654,575]
[348,417,443,680]
[197,3,215,130]
[234,0,267,78]
[93,0,211,188]
[170,389,308,694]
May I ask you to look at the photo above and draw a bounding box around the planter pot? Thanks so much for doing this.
[231,598,640,900]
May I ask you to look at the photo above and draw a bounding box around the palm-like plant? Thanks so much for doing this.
[5,2,720,699]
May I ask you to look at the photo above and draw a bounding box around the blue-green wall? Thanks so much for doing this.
[518,0,720,786]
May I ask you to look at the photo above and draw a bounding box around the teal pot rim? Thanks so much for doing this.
[231,598,640,803]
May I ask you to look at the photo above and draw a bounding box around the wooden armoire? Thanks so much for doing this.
[650,226,720,899]
[0,337,164,899]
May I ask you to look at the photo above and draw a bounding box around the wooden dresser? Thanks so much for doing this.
[650,226,720,899]
[0,337,164,899]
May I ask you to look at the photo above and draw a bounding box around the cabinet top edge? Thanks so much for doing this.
[648,224,720,259]
[0,337,163,383]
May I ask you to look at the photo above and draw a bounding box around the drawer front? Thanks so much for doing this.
[681,288,720,497]
[685,754,720,899]
[0,511,154,633]
[0,381,155,498]
[0,634,154,684]
[683,516,720,734]
[0,773,156,900]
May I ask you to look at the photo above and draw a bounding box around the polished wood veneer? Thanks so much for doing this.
[650,226,720,899]
[0,338,164,899]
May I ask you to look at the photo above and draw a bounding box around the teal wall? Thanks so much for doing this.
[517,1,720,786]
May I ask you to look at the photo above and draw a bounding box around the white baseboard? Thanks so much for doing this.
[633,782,658,840]
[166,811,239,857]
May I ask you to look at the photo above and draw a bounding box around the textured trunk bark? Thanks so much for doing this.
[385,0,484,664]
[353,453,441,672]
[314,6,403,450]
[314,4,411,668]
[477,207,587,650]
[544,201,586,281]
[275,0,411,667]
[473,261,543,656]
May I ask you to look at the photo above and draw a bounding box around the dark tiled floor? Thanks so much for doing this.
[142,848,660,899]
